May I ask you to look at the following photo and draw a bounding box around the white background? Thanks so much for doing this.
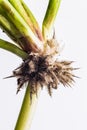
[0,0,87,130]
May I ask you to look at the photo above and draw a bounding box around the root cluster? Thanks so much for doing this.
[12,53,76,99]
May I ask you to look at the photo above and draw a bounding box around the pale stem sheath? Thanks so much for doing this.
[42,0,61,40]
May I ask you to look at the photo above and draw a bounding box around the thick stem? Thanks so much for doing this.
[15,85,40,130]
[42,0,61,40]
[0,39,28,59]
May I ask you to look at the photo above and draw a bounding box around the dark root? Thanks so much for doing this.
[12,53,76,99]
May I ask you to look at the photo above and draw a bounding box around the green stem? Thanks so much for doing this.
[8,0,43,41]
[0,0,44,52]
[15,85,39,130]
[20,0,39,29]
[20,0,43,41]
[8,0,36,34]
[0,39,28,59]
[42,0,61,40]
[0,15,22,44]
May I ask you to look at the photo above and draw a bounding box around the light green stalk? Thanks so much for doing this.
[20,0,43,41]
[0,39,28,59]
[0,15,22,43]
[0,0,44,52]
[42,0,61,40]
[8,0,43,41]
[20,0,39,28]
[15,85,40,130]
[8,0,36,34]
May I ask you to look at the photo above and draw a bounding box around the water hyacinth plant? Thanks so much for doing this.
[0,0,77,130]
